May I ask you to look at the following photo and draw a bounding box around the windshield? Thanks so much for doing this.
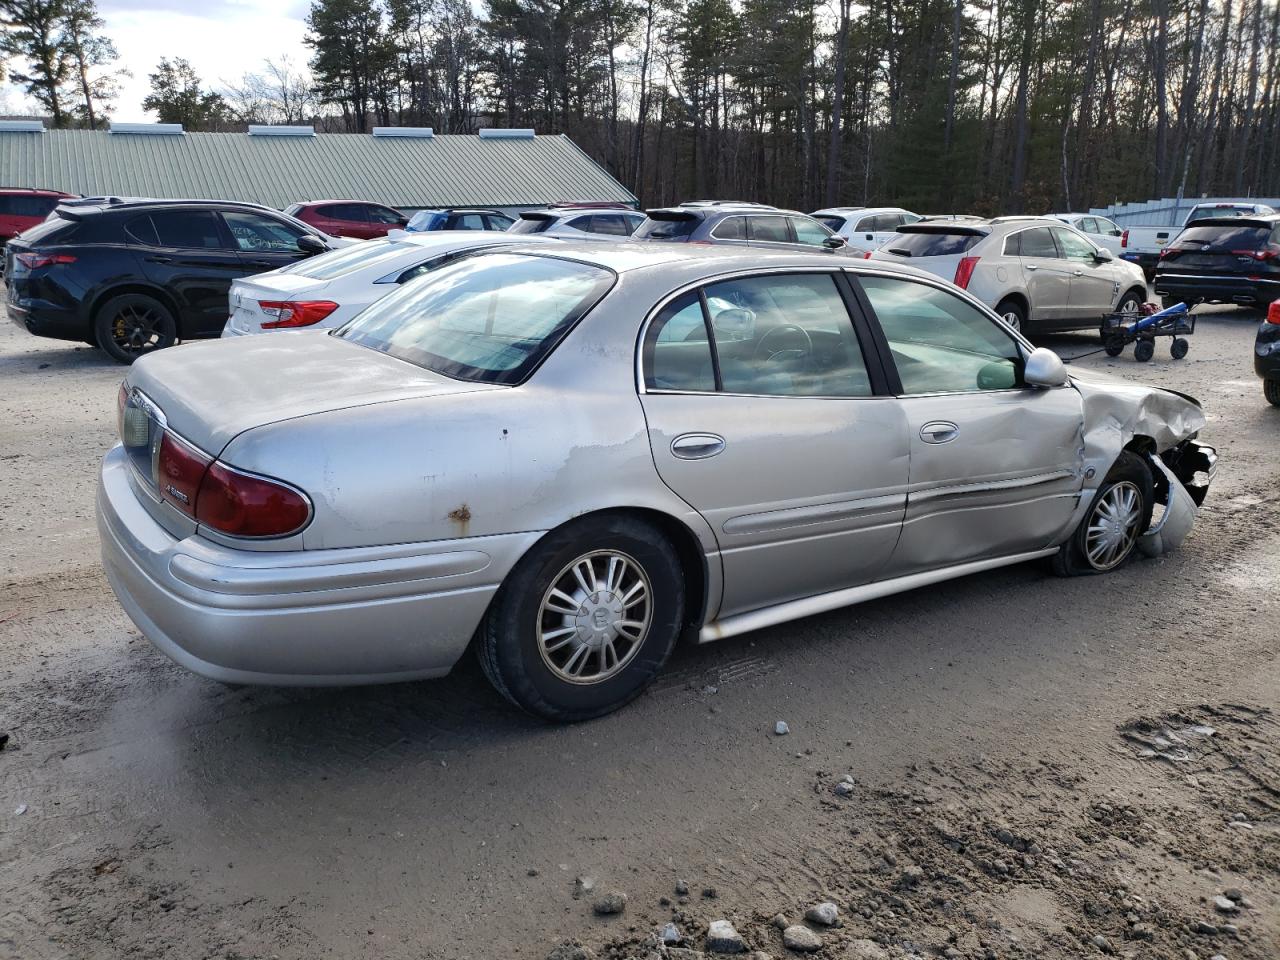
[883,231,983,257]
[509,216,554,234]
[336,253,615,384]
[634,217,698,240]
[275,238,412,279]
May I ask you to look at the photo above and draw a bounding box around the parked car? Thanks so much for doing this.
[1153,214,1280,311]
[1257,301,1280,405]
[869,216,1149,334]
[223,231,554,336]
[99,244,1214,721]
[6,198,335,362]
[1119,201,1277,277]
[810,206,923,253]
[0,187,75,251]
[1046,213,1124,255]
[284,200,409,239]
[509,203,645,240]
[404,208,516,232]
[635,204,848,253]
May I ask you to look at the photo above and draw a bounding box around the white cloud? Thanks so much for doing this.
[4,0,312,122]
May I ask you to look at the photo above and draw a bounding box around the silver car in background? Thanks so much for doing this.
[99,245,1215,721]
[870,216,1150,335]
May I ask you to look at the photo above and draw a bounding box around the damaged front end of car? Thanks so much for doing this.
[1069,373,1217,559]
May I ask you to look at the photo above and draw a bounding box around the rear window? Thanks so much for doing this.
[277,238,409,279]
[1173,224,1273,250]
[11,216,78,245]
[635,216,698,240]
[815,216,845,232]
[0,195,62,218]
[1188,204,1262,221]
[336,253,615,384]
[883,231,983,257]
[510,216,555,234]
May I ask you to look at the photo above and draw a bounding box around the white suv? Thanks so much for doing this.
[1047,213,1125,255]
[811,206,923,253]
[868,216,1149,335]
[508,203,645,240]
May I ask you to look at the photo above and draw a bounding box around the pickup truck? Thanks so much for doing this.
[1118,201,1277,276]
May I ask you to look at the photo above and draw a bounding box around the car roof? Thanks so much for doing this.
[811,206,908,217]
[53,197,281,217]
[0,187,74,197]
[491,239,944,282]
[1184,213,1280,227]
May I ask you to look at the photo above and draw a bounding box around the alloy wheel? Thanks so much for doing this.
[537,550,652,685]
[1085,480,1143,570]
[1002,310,1022,332]
[111,304,167,356]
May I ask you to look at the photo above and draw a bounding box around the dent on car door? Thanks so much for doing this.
[128,209,245,337]
[855,274,1084,575]
[1012,226,1072,324]
[638,272,909,619]
[1053,226,1119,321]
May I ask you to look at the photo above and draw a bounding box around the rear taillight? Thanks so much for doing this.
[1268,301,1280,325]
[1229,248,1279,261]
[954,256,980,289]
[15,252,75,269]
[258,300,339,329]
[157,431,211,517]
[1159,248,1176,259]
[196,463,311,537]
[1121,230,1129,248]
[862,251,873,259]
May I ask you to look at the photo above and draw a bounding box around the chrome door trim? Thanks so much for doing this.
[919,420,959,443]
[670,433,726,460]
[721,492,905,536]
[698,547,1060,642]
[906,468,1079,504]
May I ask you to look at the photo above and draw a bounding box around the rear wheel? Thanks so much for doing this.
[1265,379,1280,406]
[996,298,1027,335]
[1053,452,1153,576]
[476,514,684,722]
[94,293,177,364]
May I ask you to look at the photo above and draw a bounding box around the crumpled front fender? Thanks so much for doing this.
[1137,454,1199,557]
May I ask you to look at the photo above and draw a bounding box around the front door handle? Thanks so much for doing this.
[146,256,174,265]
[1025,263,1038,271]
[920,421,959,444]
[1073,269,1084,276]
[671,433,726,460]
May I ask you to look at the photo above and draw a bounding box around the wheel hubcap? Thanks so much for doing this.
[1085,481,1142,570]
[537,550,652,684]
[1003,311,1021,331]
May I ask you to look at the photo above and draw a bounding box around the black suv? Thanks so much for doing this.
[1154,214,1280,311]
[6,198,333,362]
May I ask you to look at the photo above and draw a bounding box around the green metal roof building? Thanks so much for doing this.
[0,123,637,212]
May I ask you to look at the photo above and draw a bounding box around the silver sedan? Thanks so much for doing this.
[98,245,1216,720]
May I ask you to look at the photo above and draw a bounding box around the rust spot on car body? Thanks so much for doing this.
[448,504,473,525]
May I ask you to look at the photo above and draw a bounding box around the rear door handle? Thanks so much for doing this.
[920,421,959,444]
[671,433,726,460]
[1073,269,1084,276]
[1025,263,1037,271]
[146,256,174,265]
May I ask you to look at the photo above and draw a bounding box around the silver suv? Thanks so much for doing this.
[635,203,849,254]
[509,203,646,240]
[868,216,1149,334]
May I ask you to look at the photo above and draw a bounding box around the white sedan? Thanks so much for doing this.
[221,231,554,336]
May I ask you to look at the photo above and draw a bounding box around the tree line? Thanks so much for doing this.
[4,0,1277,213]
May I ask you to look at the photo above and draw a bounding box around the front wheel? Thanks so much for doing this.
[1116,289,1145,317]
[476,514,685,722]
[1053,452,1154,576]
[94,293,177,364]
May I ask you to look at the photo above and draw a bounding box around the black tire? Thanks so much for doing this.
[995,298,1028,336]
[475,514,685,722]
[1170,337,1189,360]
[1265,378,1280,407]
[1104,338,1125,357]
[1133,339,1155,362]
[94,293,177,364]
[1115,288,1145,317]
[1052,451,1154,577]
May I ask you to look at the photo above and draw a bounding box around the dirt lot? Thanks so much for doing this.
[0,310,1277,960]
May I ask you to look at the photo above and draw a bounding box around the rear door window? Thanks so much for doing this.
[748,216,792,243]
[711,216,747,240]
[635,215,699,240]
[147,210,228,249]
[369,205,404,225]
[583,214,631,236]
[449,213,487,230]
[484,213,514,230]
[643,292,716,392]
[321,204,367,222]
[1015,227,1059,259]
[885,231,983,257]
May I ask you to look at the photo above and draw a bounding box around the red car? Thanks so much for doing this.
[1,188,76,247]
[283,200,409,239]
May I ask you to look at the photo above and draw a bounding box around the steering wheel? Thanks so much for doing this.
[753,323,813,364]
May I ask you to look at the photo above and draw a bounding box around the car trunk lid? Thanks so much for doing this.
[225,273,332,335]
[124,332,503,456]
[1159,220,1277,276]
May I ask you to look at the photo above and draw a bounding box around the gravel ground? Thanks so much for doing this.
[0,309,1276,960]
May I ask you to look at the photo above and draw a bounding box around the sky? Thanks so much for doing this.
[2,0,313,122]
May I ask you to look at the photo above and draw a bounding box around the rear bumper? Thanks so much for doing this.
[97,445,535,686]
[7,298,86,341]
[1154,273,1280,306]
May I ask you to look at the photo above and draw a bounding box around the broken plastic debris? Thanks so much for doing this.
[14,804,27,815]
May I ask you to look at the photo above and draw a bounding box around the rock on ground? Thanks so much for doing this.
[707,919,746,953]
[592,891,626,916]
[804,901,838,926]
[781,925,822,952]
[547,941,595,960]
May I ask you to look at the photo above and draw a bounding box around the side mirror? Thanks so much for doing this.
[297,234,327,256]
[823,235,846,250]
[1093,248,1114,262]
[1024,347,1069,388]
